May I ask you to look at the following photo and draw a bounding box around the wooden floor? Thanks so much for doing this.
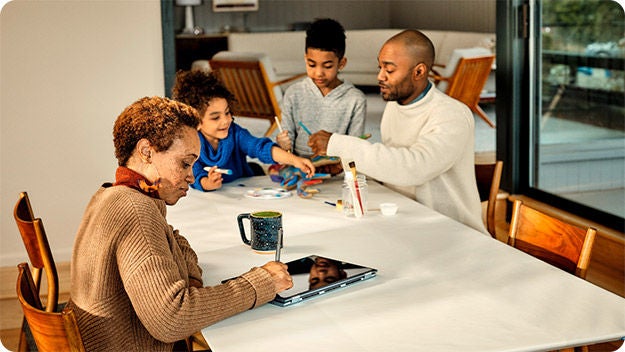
[1,188,623,351]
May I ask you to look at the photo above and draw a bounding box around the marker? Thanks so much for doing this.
[298,121,313,135]
[214,168,232,175]
[203,166,232,175]
[274,116,283,133]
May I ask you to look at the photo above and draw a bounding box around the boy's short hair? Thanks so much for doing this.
[171,70,236,116]
[305,18,346,59]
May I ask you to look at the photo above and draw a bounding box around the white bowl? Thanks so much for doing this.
[380,203,398,216]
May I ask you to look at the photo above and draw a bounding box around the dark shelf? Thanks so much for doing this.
[175,34,228,71]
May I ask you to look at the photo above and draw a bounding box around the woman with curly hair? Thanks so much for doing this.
[172,70,314,191]
[68,96,293,351]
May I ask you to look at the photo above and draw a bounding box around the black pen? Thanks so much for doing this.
[275,227,283,262]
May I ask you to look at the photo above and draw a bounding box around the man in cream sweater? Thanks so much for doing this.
[309,30,487,235]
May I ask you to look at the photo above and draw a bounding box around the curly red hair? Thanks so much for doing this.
[113,96,200,166]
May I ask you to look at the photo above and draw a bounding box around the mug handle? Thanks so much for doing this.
[237,213,251,245]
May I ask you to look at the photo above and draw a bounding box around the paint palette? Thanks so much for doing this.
[244,187,292,200]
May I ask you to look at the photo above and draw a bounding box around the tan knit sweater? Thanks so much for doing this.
[69,185,276,351]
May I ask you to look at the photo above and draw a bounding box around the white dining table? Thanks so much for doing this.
[166,175,625,352]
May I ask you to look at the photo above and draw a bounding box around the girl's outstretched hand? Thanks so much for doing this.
[292,156,315,178]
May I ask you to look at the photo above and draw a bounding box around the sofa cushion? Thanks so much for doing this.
[225,29,496,88]
[435,31,495,66]
[271,59,304,78]
[228,32,305,61]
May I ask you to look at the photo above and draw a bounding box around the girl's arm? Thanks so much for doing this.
[271,146,315,178]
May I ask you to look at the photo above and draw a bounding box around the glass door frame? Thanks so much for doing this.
[496,0,624,231]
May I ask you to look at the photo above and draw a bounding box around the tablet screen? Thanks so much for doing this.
[271,255,377,306]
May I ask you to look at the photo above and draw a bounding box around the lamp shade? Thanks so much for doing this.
[176,0,202,6]
[213,0,258,12]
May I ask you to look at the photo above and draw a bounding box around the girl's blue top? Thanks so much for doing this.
[191,123,276,190]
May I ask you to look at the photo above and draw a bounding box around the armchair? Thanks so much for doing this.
[209,51,306,136]
[431,48,496,128]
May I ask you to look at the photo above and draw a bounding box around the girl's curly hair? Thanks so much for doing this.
[113,96,200,166]
[171,70,237,116]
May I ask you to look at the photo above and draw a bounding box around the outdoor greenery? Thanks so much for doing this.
[542,0,624,51]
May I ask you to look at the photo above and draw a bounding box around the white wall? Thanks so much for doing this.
[0,0,164,266]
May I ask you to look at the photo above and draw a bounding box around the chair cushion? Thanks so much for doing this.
[437,47,493,92]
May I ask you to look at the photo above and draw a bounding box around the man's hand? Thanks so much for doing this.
[308,130,333,156]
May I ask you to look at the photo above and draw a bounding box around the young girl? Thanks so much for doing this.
[172,70,314,191]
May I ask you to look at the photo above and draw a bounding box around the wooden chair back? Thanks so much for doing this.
[16,262,85,352]
[507,200,596,279]
[14,192,59,312]
[431,55,496,128]
[475,161,503,238]
[209,52,305,136]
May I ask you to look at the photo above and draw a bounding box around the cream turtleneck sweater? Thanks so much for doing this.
[328,87,487,235]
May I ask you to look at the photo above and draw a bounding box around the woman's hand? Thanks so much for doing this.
[261,261,293,293]
[200,166,223,191]
[276,130,292,151]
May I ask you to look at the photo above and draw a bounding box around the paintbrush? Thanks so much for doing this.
[275,227,283,262]
[274,116,283,133]
[298,121,313,135]
[348,161,364,217]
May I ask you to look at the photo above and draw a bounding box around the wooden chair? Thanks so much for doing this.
[16,262,85,352]
[14,192,59,311]
[475,160,503,238]
[430,54,496,128]
[14,191,60,351]
[507,200,597,279]
[209,51,306,136]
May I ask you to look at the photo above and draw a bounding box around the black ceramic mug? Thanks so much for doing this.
[237,211,282,252]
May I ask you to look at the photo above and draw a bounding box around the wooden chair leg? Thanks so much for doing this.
[264,120,278,137]
[473,104,496,128]
[189,331,211,351]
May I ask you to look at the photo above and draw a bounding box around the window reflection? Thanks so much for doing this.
[537,0,624,219]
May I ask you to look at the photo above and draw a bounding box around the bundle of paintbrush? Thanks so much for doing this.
[347,161,365,218]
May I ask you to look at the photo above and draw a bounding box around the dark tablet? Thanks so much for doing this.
[270,255,377,307]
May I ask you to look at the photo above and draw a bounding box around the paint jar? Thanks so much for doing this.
[342,173,367,217]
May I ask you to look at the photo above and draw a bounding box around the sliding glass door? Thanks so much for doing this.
[528,0,624,226]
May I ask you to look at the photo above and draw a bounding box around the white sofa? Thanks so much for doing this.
[227,29,495,89]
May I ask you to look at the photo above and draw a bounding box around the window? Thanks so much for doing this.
[528,0,624,227]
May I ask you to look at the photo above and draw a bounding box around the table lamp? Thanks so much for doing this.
[177,0,204,35]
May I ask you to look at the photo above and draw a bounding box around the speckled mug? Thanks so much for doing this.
[237,211,282,253]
